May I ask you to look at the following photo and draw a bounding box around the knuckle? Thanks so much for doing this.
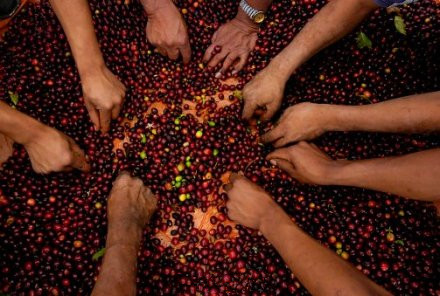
[60,153,73,166]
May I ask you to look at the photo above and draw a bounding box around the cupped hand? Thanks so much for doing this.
[266,141,344,185]
[145,0,191,64]
[262,103,330,147]
[225,173,278,230]
[242,67,285,121]
[24,125,90,174]
[81,65,126,133]
[203,18,258,77]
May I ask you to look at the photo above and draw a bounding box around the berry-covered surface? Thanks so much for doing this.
[0,0,439,295]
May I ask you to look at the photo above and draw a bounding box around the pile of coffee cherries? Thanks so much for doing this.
[0,0,438,295]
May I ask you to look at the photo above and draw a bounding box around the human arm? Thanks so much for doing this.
[141,0,191,64]
[49,0,126,133]
[267,142,440,202]
[225,173,391,296]
[91,173,157,296]
[262,92,440,147]
[242,0,379,121]
[203,0,273,76]
[0,101,89,173]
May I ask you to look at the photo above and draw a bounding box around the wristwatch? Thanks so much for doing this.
[239,0,265,24]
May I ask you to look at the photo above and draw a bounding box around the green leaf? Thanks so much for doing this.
[394,15,406,35]
[233,90,243,100]
[356,32,372,49]
[394,240,405,246]
[8,91,19,105]
[92,247,106,261]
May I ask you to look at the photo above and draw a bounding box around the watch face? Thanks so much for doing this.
[253,12,265,24]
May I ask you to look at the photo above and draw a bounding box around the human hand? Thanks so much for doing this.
[81,65,126,133]
[24,124,90,174]
[144,0,191,64]
[242,66,286,121]
[109,172,158,229]
[225,173,279,231]
[203,17,258,77]
[262,103,330,147]
[267,141,345,185]
[106,172,157,248]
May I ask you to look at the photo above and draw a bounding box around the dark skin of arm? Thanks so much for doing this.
[225,173,391,296]
[242,0,379,121]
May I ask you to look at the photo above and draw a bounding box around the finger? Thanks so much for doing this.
[225,200,233,212]
[242,99,258,121]
[220,53,239,74]
[99,109,112,134]
[229,172,241,183]
[167,48,180,60]
[261,126,284,144]
[232,52,249,74]
[67,139,90,172]
[156,47,167,57]
[273,137,290,148]
[62,166,74,173]
[260,101,279,122]
[249,33,258,50]
[208,48,228,69]
[114,171,131,186]
[212,30,219,43]
[267,148,292,162]
[203,44,216,63]
[269,158,297,177]
[309,143,322,151]
[223,183,233,192]
[84,101,100,130]
[111,94,124,120]
[111,105,121,120]
[179,43,192,64]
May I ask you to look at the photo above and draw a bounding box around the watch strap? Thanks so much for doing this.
[239,0,263,21]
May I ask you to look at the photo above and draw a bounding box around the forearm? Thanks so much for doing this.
[327,92,440,133]
[267,0,377,82]
[331,149,440,202]
[0,101,42,144]
[91,244,139,296]
[91,225,142,296]
[49,0,104,77]
[260,206,390,296]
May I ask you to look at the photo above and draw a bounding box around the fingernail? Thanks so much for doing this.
[270,159,277,166]
[215,72,222,79]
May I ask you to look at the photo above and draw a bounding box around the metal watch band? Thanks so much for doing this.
[239,0,262,20]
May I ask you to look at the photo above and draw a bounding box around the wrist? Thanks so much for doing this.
[76,52,106,80]
[324,159,357,186]
[106,222,143,248]
[265,58,291,85]
[234,9,259,31]
[259,202,288,235]
[324,104,357,132]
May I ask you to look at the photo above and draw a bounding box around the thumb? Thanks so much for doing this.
[267,147,291,162]
[68,139,90,173]
[269,158,296,177]
[260,100,280,122]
